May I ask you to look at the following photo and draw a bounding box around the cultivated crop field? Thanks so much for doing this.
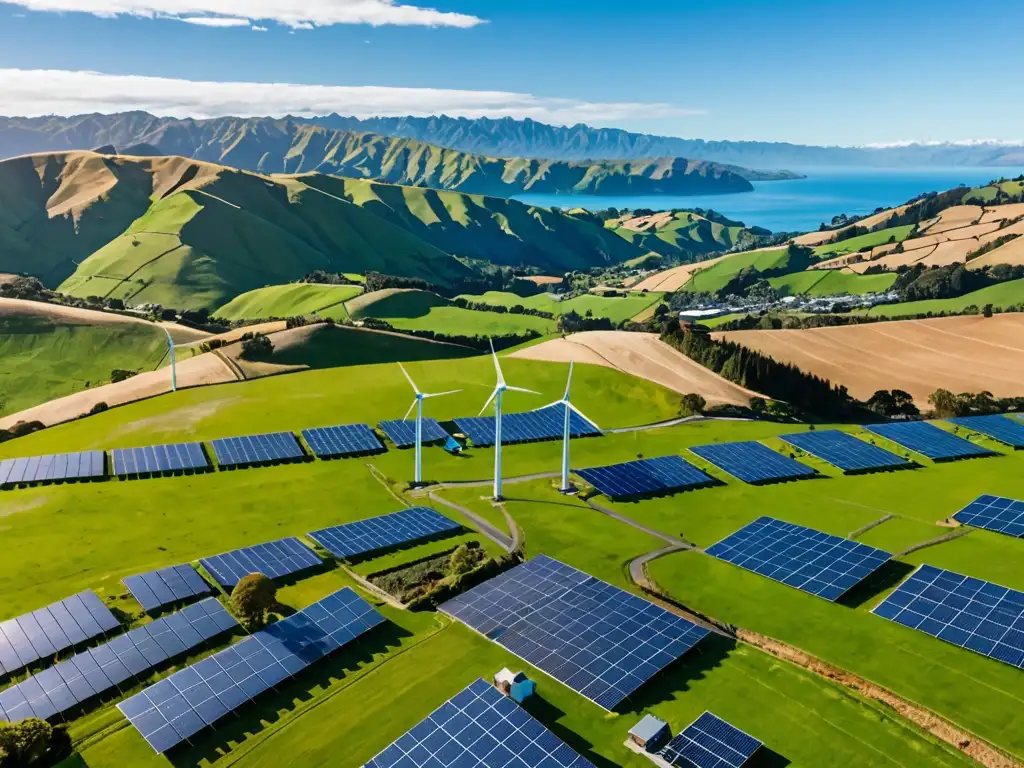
[0,356,1022,768]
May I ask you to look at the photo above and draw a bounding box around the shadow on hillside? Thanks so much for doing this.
[620,632,733,714]
[166,621,411,768]
[836,560,916,610]
[749,745,792,767]
[520,696,619,768]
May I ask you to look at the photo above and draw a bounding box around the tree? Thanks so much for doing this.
[928,389,965,418]
[230,573,278,630]
[866,390,897,416]
[0,718,70,766]
[110,369,138,384]
[449,544,477,576]
[983,303,994,318]
[239,333,274,361]
[890,389,919,417]
[679,393,707,417]
[748,396,767,416]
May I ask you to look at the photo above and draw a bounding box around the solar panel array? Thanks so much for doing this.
[864,421,994,461]
[441,555,710,711]
[119,587,385,753]
[576,455,715,499]
[365,678,596,768]
[953,494,1024,538]
[200,538,321,589]
[0,451,105,487]
[779,430,911,473]
[660,712,763,768]
[949,414,1024,448]
[689,441,816,484]
[210,432,305,468]
[0,591,120,678]
[706,517,892,601]
[308,507,461,560]
[123,565,212,613]
[453,403,600,447]
[0,599,236,723]
[301,424,384,458]
[873,565,1024,670]
[111,443,208,476]
[378,418,450,448]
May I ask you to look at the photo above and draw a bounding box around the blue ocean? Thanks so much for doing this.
[514,167,1024,234]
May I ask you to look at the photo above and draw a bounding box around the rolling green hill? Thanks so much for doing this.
[457,290,664,323]
[681,246,798,293]
[858,278,1024,317]
[606,210,764,259]
[214,283,364,322]
[812,225,915,257]
[347,289,556,335]
[768,269,898,297]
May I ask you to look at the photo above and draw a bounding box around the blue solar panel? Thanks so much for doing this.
[0,451,105,487]
[123,565,213,613]
[377,418,450,448]
[873,565,1024,670]
[864,421,995,461]
[660,711,763,768]
[301,423,385,458]
[577,455,715,499]
[365,678,596,768]
[199,537,321,589]
[118,587,384,753]
[111,443,209,476]
[949,415,1024,448]
[0,599,236,724]
[706,517,892,601]
[210,432,305,468]
[0,591,120,679]
[953,494,1024,538]
[453,403,600,447]
[779,430,911,473]
[309,507,461,560]
[441,555,710,711]
[689,441,816,484]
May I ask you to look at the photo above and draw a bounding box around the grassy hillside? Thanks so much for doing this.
[606,210,760,260]
[458,290,663,323]
[858,278,1024,317]
[214,283,363,321]
[0,308,167,416]
[768,269,898,297]
[812,225,915,257]
[681,246,796,293]
[347,289,556,335]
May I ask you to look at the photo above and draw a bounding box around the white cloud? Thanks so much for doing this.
[0,69,701,127]
[8,0,485,28]
[251,24,267,31]
[179,15,249,26]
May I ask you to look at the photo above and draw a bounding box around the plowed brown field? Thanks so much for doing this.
[716,314,1024,404]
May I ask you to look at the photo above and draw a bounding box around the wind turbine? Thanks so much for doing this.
[400,363,460,486]
[480,340,538,501]
[545,362,600,493]
[161,327,177,392]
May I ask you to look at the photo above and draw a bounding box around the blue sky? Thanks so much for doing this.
[0,0,1021,145]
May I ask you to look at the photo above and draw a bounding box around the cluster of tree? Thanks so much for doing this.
[450,297,555,319]
[356,317,541,351]
[238,332,274,361]
[364,269,549,300]
[966,232,1022,262]
[893,263,1024,302]
[556,310,614,333]
[0,276,49,302]
[0,718,71,767]
[928,389,1024,419]
[661,322,862,420]
[110,369,138,384]
[300,270,363,286]
[678,393,707,417]
[0,420,44,445]
[866,389,919,418]
[230,573,281,631]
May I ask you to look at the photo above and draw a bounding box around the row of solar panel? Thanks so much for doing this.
[660,711,763,768]
[0,451,105,487]
[119,587,385,753]
[0,599,237,723]
[454,403,600,448]
[123,565,212,614]
[0,592,120,679]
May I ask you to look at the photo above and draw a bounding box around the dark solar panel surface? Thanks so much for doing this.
[949,415,1024,448]
[453,403,600,447]
[377,418,450,448]
[199,538,321,589]
[660,711,763,768]
[706,517,892,601]
[365,678,596,768]
[873,565,1024,670]
[689,441,816,484]
[0,451,105,486]
[0,591,120,678]
[441,555,710,711]
[953,494,1024,538]
[779,430,910,473]
[123,565,212,613]
[865,421,994,460]
[210,432,304,468]
[111,443,208,476]
[0,599,236,723]
[576,455,714,499]
[301,424,384,457]
[308,507,461,560]
[118,587,384,753]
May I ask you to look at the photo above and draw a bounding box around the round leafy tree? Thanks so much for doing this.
[230,573,278,630]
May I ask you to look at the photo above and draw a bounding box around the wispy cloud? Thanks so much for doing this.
[8,0,485,28]
[179,15,249,26]
[251,24,267,31]
[0,69,702,126]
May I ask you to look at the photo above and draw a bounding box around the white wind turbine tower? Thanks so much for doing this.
[546,362,600,493]
[400,363,460,486]
[161,327,177,392]
[480,340,538,501]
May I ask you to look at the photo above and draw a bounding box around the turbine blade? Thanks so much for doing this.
[567,401,600,430]
[403,399,417,421]
[423,389,462,399]
[479,388,499,416]
[398,362,419,394]
[490,338,506,387]
[564,361,574,400]
[506,386,540,395]
[540,400,564,410]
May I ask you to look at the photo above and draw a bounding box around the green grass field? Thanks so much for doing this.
[213,283,364,321]
[963,180,1024,204]
[858,278,1024,317]
[812,225,915,258]
[768,269,898,297]
[347,289,557,335]
[680,247,793,294]
[456,290,663,323]
[2,359,1022,767]
[265,325,477,369]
